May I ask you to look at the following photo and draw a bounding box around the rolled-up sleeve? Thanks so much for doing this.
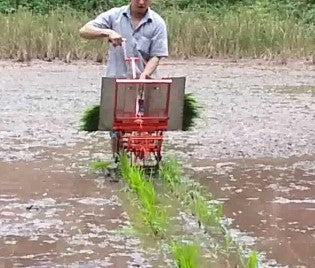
[150,21,168,58]
[89,9,116,29]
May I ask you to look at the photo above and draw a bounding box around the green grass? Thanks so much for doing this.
[171,241,200,268]
[0,8,105,61]
[1,6,314,60]
[165,8,315,59]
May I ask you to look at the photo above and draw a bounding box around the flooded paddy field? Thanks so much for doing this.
[0,59,314,267]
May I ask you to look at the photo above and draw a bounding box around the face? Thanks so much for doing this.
[130,0,152,15]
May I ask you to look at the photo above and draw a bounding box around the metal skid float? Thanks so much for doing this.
[99,47,186,166]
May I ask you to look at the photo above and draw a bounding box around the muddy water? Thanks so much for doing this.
[0,60,169,268]
[0,156,168,267]
[1,59,315,267]
[161,60,315,267]
[187,156,315,267]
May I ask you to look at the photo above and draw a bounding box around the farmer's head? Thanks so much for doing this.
[130,0,152,16]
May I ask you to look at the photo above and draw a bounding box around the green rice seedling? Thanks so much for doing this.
[223,231,233,254]
[89,160,111,171]
[80,104,99,132]
[171,241,200,268]
[126,165,145,193]
[160,157,223,229]
[189,191,222,228]
[183,93,201,131]
[135,172,168,236]
[142,204,168,236]
[159,156,260,264]
[246,251,259,268]
[160,157,182,191]
[118,153,168,236]
[118,152,131,179]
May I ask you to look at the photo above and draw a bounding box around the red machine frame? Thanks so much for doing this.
[113,79,172,166]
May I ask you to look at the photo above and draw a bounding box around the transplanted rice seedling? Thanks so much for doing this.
[118,153,168,236]
[160,157,183,192]
[142,204,168,236]
[189,191,222,229]
[160,157,261,266]
[160,157,222,229]
[89,160,111,171]
[246,251,259,268]
[171,241,200,268]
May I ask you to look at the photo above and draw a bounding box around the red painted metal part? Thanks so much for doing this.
[113,79,171,165]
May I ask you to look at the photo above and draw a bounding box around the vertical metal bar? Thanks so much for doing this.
[114,81,118,122]
[122,38,127,60]
[165,83,171,118]
[131,58,137,79]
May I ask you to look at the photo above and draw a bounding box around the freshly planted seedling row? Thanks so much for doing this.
[119,153,168,237]
[160,157,222,230]
[89,155,258,267]
[160,157,259,268]
[118,154,204,267]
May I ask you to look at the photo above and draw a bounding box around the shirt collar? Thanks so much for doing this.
[123,4,152,22]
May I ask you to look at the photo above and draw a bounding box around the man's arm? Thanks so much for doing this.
[140,56,160,79]
[79,8,123,47]
[79,23,111,39]
[140,19,168,79]
[79,23,122,47]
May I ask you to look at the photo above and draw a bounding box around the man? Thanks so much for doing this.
[79,0,168,79]
[79,0,168,158]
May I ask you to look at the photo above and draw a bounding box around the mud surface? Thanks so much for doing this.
[0,148,167,267]
[1,59,315,267]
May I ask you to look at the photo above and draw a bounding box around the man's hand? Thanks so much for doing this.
[79,23,123,46]
[108,31,123,47]
[139,57,160,79]
[139,72,150,80]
